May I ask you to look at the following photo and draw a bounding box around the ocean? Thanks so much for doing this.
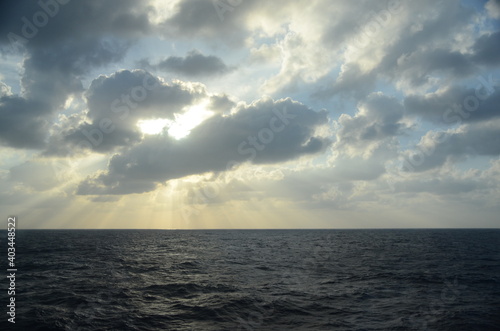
[2,229,499,330]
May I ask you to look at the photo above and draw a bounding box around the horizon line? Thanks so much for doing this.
[5,227,500,231]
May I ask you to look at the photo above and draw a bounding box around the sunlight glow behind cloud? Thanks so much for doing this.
[138,119,170,135]
[167,102,214,139]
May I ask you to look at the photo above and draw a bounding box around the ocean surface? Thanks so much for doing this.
[1,229,500,330]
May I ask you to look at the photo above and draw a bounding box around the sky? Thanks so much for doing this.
[1,0,500,229]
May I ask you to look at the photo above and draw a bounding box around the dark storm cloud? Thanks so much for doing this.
[335,93,411,153]
[207,93,236,114]
[160,0,253,44]
[1,39,130,149]
[313,63,378,100]
[471,31,500,66]
[153,50,232,77]
[84,70,202,122]
[2,38,132,149]
[0,96,51,148]
[403,121,500,172]
[0,0,150,51]
[76,97,330,195]
[0,0,152,149]
[320,2,386,47]
[404,82,500,125]
[396,49,475,85]
[45,69,206,155]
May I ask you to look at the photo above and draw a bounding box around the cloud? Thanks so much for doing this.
[0,96,51,149]
[159,0,253,44]
[8,159,64,191]
[0,0,153,150]
[0,0,150,51]
[0,38,133,150]
[76,97,330,195]
[0,82,12,96]
[404,82,500,125]
[395,49,474,86]
[249,43,281,64]
[402,120,500,172]
[149,50,232,77]
[471,31,500,66]
[486,0,500,19]
[313,63,378,100]
[44,69,207,155]
[181,151,390,211]
[260,31,335,94]
[207,93,236,114]
[391,175,488,196]
[335,92,412,157]
[314,1,500,99]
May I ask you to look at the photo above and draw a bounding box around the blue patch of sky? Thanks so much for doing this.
[0,54,23,95]
[461,0,488,12]
[462,0,500,30]
[455,155,495,172]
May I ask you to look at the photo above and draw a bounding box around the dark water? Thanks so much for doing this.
[1,229,499,330]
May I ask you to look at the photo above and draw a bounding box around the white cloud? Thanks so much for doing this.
[486,0,500,19]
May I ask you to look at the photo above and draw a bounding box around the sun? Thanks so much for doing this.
[137,119,170,135]
[137,102,214,139]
